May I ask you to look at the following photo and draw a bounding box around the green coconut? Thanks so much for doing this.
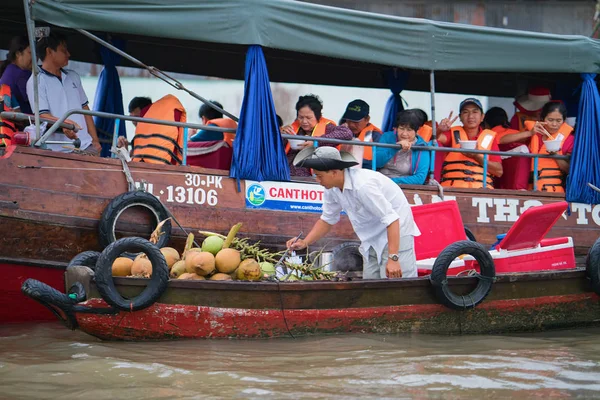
[259,261,276,276]
[201,236,224,256]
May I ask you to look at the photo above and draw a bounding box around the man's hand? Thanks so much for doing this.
[117,136,129,148]
[286,237,307,251]
[62,129,78,140]
[92,141,102,152]
[386,259,402,279]
[438,111,459,132]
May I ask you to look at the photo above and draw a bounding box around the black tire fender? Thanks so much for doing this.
[586,237,600,294]
[21,279,86,329]
[68,250,101,270]
[95,237,169,312]
[98,191,171,251]
[464,226,477,242]
[430,240,495,310]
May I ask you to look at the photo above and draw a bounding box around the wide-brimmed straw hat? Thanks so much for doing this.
[293,146,358,171]
[514,87,551,112]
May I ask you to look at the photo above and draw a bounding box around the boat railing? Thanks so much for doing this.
[280,134,569,191]
[36,108,236,165]
[34,108,568,191]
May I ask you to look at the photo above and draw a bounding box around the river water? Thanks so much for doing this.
[2,323,600,399]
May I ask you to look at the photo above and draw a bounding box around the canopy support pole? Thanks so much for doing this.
[23,0,40,141]
[429,70,437,183]
[75,28,239,122]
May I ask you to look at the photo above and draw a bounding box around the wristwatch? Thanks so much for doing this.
[388,254,399,262]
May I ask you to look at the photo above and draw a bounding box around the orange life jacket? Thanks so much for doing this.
[0,84,16,147]
[357,123,382,161]
[490,125,519,142]
[417,124,433,143]
[206,118,238,147]
[132,95,186,165]
[514,111,539,132]
[285,117,336,153]
[441,126,497,189]
[524,121,573,193]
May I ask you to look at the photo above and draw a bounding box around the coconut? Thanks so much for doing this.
[131,254,152,277]
[201,236,224,256]
[170,260,187,279]
[215,248,241,274]
[209,273,233,281]
[178,273,205,280]
[259,261,276,276]
[236,258,262,281]
[185,251,215,276]
[184,247,202,260]
[160,247,180,269]
[112,257,133,277]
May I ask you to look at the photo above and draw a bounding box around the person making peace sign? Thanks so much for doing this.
[436,98,503,189]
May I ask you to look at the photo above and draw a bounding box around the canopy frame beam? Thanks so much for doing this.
[75,28,239,122]
[23,0,40,140]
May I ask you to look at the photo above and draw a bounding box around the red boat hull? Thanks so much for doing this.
[0,258,66,323]
[76,293,600,340]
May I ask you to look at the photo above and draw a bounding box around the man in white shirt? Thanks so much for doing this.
[286,147,420,279]
[26,32,100,154]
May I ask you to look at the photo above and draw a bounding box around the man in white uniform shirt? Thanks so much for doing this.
[286,147,420,279]
[26,32,100,154]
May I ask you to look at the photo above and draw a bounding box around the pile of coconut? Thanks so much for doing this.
[111,235,275,281]
[111,221,337,282]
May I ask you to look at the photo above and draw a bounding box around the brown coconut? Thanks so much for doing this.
[185,251,215,276]
[209,273,233,281]
[236,258,262,281]
[214,248,241,274]
[169,260,187,279]
[112,257,133,277]
[178,272,205,280]
[131,254,152,277]
[160,247,181,269]
[184,247,202,260]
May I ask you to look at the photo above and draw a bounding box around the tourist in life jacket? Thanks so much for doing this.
[339,99,382,169]
[26,32,101,155]
[286,146,420,279]
[483,107,529,190]
[0,35,32,115]
[510,87,551,131]
[526,101,574,193]
[120,94,187,165]
[189,101,238,147]
[374,110,430,185]
[116,97,152,149]
[280,94,342,176]
[438,98,503,189]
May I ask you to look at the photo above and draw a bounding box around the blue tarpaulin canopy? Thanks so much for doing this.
[381,70,410,133]
[566,74,600,204]
[229,46,289,182]
[93,38,126,157]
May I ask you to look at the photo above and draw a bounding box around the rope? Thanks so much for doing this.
[275,279,295,339]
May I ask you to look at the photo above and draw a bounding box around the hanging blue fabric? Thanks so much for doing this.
[381,69,410,132]
[229,45,290,181]
[93,37,127,157]
[566,73,600,204]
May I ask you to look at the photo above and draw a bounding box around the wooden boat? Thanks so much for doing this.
[4,0,600,326]
[20,200,600,340]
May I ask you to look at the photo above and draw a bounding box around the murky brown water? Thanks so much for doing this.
[2,323,600,399]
